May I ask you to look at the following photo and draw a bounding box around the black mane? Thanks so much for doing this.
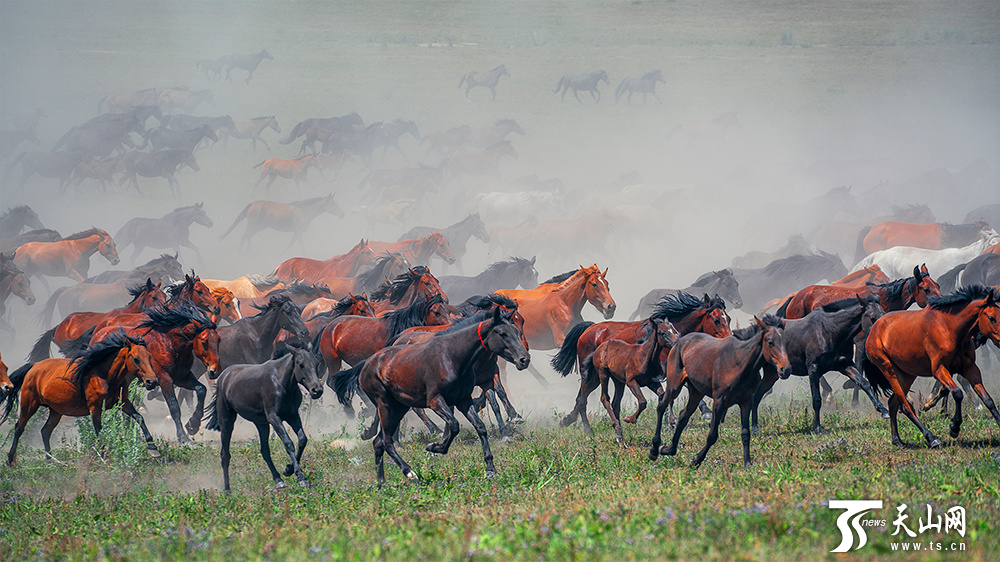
[138,304,215,332]
[928,285,999,311]
[543,269,578,285]
[385,295,446,340]
[650,291,710,322]
[70,329,145,385]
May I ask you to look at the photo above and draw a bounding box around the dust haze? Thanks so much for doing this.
[2,1,998,442]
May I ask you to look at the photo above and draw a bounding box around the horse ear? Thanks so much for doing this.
[714,270,725,277]
[921,263,929,275]
[493,305,503,323]
[753,315,764,328]
[913,265,922,280]
[602,267,608,277]
[530,255,536,265]
[361,292,368,300]
[703,294,711,305]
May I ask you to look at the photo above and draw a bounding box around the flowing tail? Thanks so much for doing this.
[1,363,32,423]
[29,327,57,362]
[855,225,873,262]
[219,202,252,241]
[204,394,219,430]
[331,361,365,405]
[458,74,467,90]
[861,355,892,397]
[553,76,566,93]
[774,295,794,318]
[550,321,593,377]
[38,287,68,329]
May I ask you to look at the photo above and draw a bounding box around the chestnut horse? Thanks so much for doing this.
[649,316,792,468]
[252,155,321,191]
[367,232,456,268]
[318,252,410,301]
[510,264,616,350]
[12,228,119,291]
[756,265,890,315]
[2,330,159,464]
[0,352,13,396]
[859,220,991,256]
[554,291,732,433]
[219,194,345,251]
[271,239,377,284]
[202,274,287,299]
[777,264,941,320]
[864,285,1000,448]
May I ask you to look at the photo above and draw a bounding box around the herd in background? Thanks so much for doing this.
[1,47,999,489]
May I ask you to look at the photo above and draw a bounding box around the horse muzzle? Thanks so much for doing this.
[777,367,793,380]
[602,304,616,320]
[22,295,36,306]
[207,369,219,380]
[514,355,530,371]
[143,379,159,391]
[309,387,324,400]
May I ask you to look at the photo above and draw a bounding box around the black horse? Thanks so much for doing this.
[0,205,45,239]
[84,253,184,285]
[438,257,538,304]
[119,149,199,196]
[332,305,529,486]
[751,296,890,434]
[206,344,323,492]
[629,269,743,320]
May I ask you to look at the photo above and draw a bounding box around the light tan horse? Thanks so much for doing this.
[13,228,119,291]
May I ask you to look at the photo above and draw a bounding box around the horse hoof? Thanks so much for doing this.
[146,447,161,458]
[660,445,675,457]
[751,425,760,435]
[689,458,703,468]
[185,423,200,436]
[485,470,497,479]
[405,470,419,481]
[426,443,445,454]
[275,480,287,490]
[700,413,712,422]
[881,411,891,419]
[950,429,960,439]
[812,426,829,435]
[648,449,659,461]
[929,438,943,449]
[500,434,516,444]
[297,479,310,488]
[744,461,754,469]
[624,417,637,425]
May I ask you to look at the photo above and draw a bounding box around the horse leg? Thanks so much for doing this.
[378,400,416,485]
[485,389,511,438]
[923,381,950,413]
[957,375,978,410]
[159,380,191,444]
[598,373,624,445]
[120,393,160,457]
[819,375,834,405]
[560,372,599,433]
[573,89,583,104]
[623,378,648,424]
[807,369,828,434]
[929,366,966,439]
[267,412,308,487]
[177,239,204,263]
[41,409,65,459]
[840,364,889,418]
[493,370,521,421]
[739,401,754,468]
[887,394,905,446]
[254,421,285,488]
[698,398,712,421]
[662,387,705,458]
[881,368,941,448]
[412,408,442,435]
[964,366,1000,429]
[179,375,207,436]
[691,399,727,468]
[7,394,42,465]
[219,403,235,493]
[459,400,496,476]
[425,395,461,455]
[282,412,308,477]
[651,91,663,105]
[751,366,780,434]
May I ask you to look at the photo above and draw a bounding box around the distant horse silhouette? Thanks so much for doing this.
[465,119,526,151]
[119,149,199,196]
[318,253,410,301]
[630,269,743,320]
[858,220,991,257]
[218,116,281,152]
[0,229,61,255]
[0,127,41,160]
[438,256,538,304]
[157,88,213,114]
[141,124,217,153]
[368,232,456,268]
[733,252,848,313]
[279,112,364,146]
[1,252,35,337]
[220,49,273,83]
[399,213,489,274]
[252,155,321,190]
[115,203,213,263]
[459,64,510,101]
[439,141,518,184]
[271,239,377,284]
[374,118,420,159]
[615,70,665,105]
[554,70,610,103]
[220,194,344,251]
[0,206,44,239]
[9,150,88,192]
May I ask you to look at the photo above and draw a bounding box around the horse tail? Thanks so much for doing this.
[774,295,794,318]
[252,159,267,169]
[614,79,627,103]
[96,95,110,114]
[38,287,67,330]
[554,76,565,93]
[550,321,593,377]
[331,361,365,405]
[29,327,57,364]
[204,394,220,430]
[219,202,252,241]
[855,225,872,261]
[861,355,891,397]
[1,363,32,423]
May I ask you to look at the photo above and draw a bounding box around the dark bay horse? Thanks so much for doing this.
[629,268,743,320]
[864,286,1000,448]
[438,256,538,304]
[317,253,410,301]
[0,206,45,239]
[777,264,941,319]
[271,239,377,284]
[554,291,732,433]
[206,344,323,492]
[752,296,890,434]
[12,228,119,291]
[0,252,36,337]
[615,70,665,105]
[119,149,199,196]
[2,330,159,465]
[332,305,529,486]
[141,124,218,153]
[859,220,991,256]
[220,49,272,83]
[459,64,510,100]
[554,70,610,103]
[85,253,183,285]
[649,316,792,468]
[279,112,364,146]
[219,194,344,251]
[398,213,490,274]
[115,203,214,263]
[367,266,448,316]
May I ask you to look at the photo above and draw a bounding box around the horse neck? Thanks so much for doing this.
[407,239,434,263]
[821,306,866,343]
[733,330,768,376]
[931,301,986,342]
[246,307,286,341]
[273,353,298,392]
[546,273,590,315]
[880,280,915,311]
[296,201,328,224]
[64,235,102,259]
[441,321,496,371]
[105,349,135,388]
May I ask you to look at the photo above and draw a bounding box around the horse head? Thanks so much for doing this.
[757,315,792,379]
[428,232,457,264]
[285,344,323,400]
[190,322,222,379]
[323,193,346,218]
[482,305,530,370]
[96,230,120,265]
[913,264,942,307]
[120,338,159,391]
[0,352,12,396]
[581,264,616,319]
[976,288,1000,348]
[714,269,743,310]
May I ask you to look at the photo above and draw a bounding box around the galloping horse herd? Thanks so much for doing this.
[1,47,999,491]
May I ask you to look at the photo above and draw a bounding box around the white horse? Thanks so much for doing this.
[852,228,1000,279]
[474,190,562,226]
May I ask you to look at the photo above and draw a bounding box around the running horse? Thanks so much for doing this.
[367,232,456,268]
[458,64,510,101]
[398,213,489,274]
[10,150,88,193]
[864,286,1000,448]
[438,256,538,304]
[629,268,743,320]
[252,155,322,191]
[853,228,1000,279]
[615,69,665,105]
[0,252,36,337]
[0,206,45,239]
[317,253,411,301]
[12,228,119,292]
[220,49,273,83]
[118,149,199,196]
[331,305,529,486]
[271,239,377,284]
[367,266,448,315]
[649,316,792,468]
[777,264,941,319]
[2,329,160,465]
[858,219,992,256]
[439,141,518,185]
[554,70,610,103]
[219,194,345,251]
[218,116,281,152]
[553,291,732,434]
[512,264,616,351]
[202,274,287,300]
[115,203,214,263]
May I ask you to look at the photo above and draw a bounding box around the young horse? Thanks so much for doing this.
[271,239,377,284]
[615,70,665,105]
[114,203,213,263]
[0,252,35,336]
[438,256,538,304]
[2,330,159,464]
[206,344,323,492]
[220,49,273,83]
[459,64,510,100]
[864,286,1000,448]
[554,291,732,433]
[332,306,529,486]
[398,213,490,274]
[367,232,457,267]
[594,318,678,445]
[752,296,889,434]
[649,316,792,468]
[12,228,119,291]
[218,116,281,152]
[219,194,345,251]
[0,205,45,239]
[629,268,743,320]
[554,70,610,103]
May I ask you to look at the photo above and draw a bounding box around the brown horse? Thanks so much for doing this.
[0,352,13,396]
[367,232,456,268]
[458,64,510,100]
[299,294,377,337]
[12,228,119,291]
[778,264,941,320]
[219,194,345,251]
[2,330,159,465]
[253,155,322,190]
[211,287,242,324]
[594,318,678,445]
[368,266,448,315]
[864,286,1000,448]
[510,265,616,350]
[554,291,732,433]
[235,283,333,318]
[271,239,377,284]
[318,253,411,302]
[649,316,792,468]
[756,264,891,316]
[860,220,991,256]
[202,274,287,299]
[1,251,35,336]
